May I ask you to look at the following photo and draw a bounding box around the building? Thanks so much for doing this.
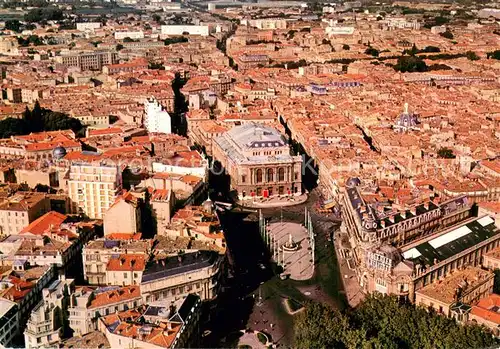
[56,51,118,71]
[83,239,152,285]
[105,254,145,286]
[103,191,141,236]
[144,97,172,135]
[76,22,102,31]
[67,162,123,219]
[0,298,19,348]
[114,31,144,40]
[415,267,493,320]
[0,192,50,236]
[68,285,143,336]
[149,188,174,236]
[140,251,224,304]
[470,293,500,336]
[212,122,303,200]
[341,178,500,301]
[24,278,75,349]
[98,294,201,349]
[161,25,209,36]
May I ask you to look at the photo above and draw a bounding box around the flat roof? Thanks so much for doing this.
[403,216,499,267]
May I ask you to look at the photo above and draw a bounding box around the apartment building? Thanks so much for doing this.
[144,97,172,135]
[103,191,141,236]
[68,285,143,336]
[0,299,19,348]
[56,51,118,71]
[24,278,75,349]
[97,294,202,349]
[0,193,50,236]
[140,251,224,303]
[67,162,122,219]
[82,239,152,285]
[105,254,145,286]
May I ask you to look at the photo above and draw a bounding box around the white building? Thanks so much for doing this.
[76,22,102,32]
[144,97,172,134]
[24,278,75,349]
[114,31,145,40]
[161,25,209,36]
[67,162,122,219]
[0,299,18,348]
[325,26,355,35]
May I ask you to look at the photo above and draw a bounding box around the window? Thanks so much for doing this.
[124,273,127,278]
[267,168,273,182]
[241,175,246,183]
[278,168,285,182]
[255,169,263,183]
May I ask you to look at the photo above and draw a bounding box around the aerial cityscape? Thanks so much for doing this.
[0,0,498,347]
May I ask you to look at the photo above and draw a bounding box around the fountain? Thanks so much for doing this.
[282,233,299,252]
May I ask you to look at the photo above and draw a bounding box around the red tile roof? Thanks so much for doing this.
[20,211,67,235]
[106,254,145,272]
[88,286,141,309]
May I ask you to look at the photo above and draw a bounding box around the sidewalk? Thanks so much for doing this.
[237,193,308,208]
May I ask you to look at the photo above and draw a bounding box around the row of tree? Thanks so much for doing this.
[0,101,83,139]
[294,295,497,349]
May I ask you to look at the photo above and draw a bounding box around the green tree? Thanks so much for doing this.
[487,50,500,60]
[437,147,455,159]
[365,46,379,57]
[5,20,21,33]
[465,51,479,61]
[342,44,350,50]
[116,44,124,51]
[440,30,454,39]
[393,56,428,73]
[123,37,135,42]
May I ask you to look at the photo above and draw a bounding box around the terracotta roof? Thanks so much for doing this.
[105,233,142,240]
[20,211,67,235]
[88,286,141,309]
[106,254,145,272]
[471,294,500,325]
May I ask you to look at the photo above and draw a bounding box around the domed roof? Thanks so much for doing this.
[52,146,67,160]
[394,103,419,131]
[345,177,361,188]
[202,195,214,213]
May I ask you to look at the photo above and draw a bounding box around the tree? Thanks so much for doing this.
[487,50,500,60]
[116,44,124,51]
[342,44,350,50]
[422,46,441,53]
[5,20,21,33]
[295,295,497,349]
[365,46,379,57]
[393,56,428,73]
[465,51,479,61]
[152,14,161,23]
[123,37,135,43]
[440,30,454,39]
[437,147,455,159]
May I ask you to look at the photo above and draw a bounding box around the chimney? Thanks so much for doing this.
[120,258,125,266]
[380,220,385,229]
[400,211,406,219]
[423,202,429,210]
[389,215,395,223]
[410,207,416,216]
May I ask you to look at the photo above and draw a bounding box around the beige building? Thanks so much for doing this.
[103,191,141,236]
[24,277,75,349]
[104,254,145,286]
[140,251,224,304]
[83,239,152,285]
[67,162,122,219]
[55,50,118,71]
[0,192,50,236]
[68,285,143,336]
[212,123,303,200]
[415,267,493,320]
[470,293,500,336]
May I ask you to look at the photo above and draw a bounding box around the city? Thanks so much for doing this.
[0,0,497,348]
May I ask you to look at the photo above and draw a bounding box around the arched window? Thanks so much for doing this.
[278,168,285,182]
[256,169,263,183]
[267,168,274,182]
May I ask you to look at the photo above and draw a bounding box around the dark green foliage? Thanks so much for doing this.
[465,51,479,61]
[17,35,43,47]
[163,36,188,46]
[487,50,500,60]
[365,46,380,57]
[422,46,441,53]
[148,62,164,70]
[0,101,83,139]
[5,20,21,33]
[24,7,63,22]
[123,37,136,43]
[342,44,350,50]
[295,295,497,349]
[116,44,124,51]
[437,147,455,159]
[440,30,454,39]
[393,56,428,72]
